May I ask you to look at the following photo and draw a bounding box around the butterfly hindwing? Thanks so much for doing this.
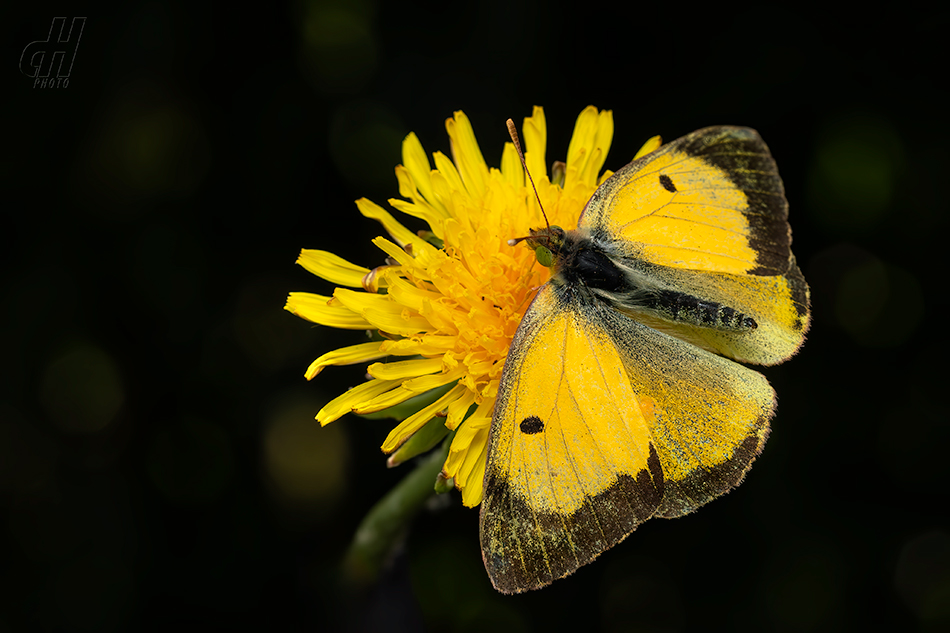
[608,261,808,366]
[596,301,775,518]
[480,284,664,594]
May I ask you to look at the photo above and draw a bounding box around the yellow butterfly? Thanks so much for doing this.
[479,126,810,593]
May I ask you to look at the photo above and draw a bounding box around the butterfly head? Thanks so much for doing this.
[521,225,566,268]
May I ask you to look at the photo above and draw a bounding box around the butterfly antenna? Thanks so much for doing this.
[506,119,550,246]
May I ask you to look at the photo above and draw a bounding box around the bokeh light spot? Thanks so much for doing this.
[72,80,210,215]
[263,396,349,510]
[301,0,378,93]
[807,113,904,232]
[834,255,922,348]
[328,100,404,190]
[895,531,950,625]
[40,343,124,434]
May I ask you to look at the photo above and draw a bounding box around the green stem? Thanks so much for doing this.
[342,440,449,588]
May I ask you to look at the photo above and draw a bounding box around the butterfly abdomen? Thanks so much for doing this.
[551,232,757,334]
[642,289,758,332]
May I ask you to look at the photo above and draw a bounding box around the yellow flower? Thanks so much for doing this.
[285,106,615,507]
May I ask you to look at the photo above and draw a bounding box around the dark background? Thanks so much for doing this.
[5,3,949,632]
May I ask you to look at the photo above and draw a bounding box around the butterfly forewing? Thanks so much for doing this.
[480,284,664,593]
[579,127,786,274]
[580,126,809,365]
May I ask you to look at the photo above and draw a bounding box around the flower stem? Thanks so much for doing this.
[342,439,450,587]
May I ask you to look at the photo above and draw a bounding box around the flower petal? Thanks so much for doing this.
[384,275,443,314]
[634,135,662,159]
[371,237,418,268]
[285,292,372,329]
[371,236,438,270]
[522,105,548,185]
[387,414,451,468]
[445,388,476,430]
[304,341,387,379]
[380,383,468,453]
[296,249,371,287]
[353,383,419,414]
[367,357,444,381]
[364,307,432,336]
[379,335,458,356]
[565,106,613,188]
[401,132,445,213]
[316,378,402,424]
[401,366,466,394]
[332,287,397,314]
[390,194,448,233]
[444,402,492,507]
[446,111,489,197]
[356,197,419,248]
[500,142,523,187]
[361,265,395,292]
[585,109,614,183]
[431,152,466,204]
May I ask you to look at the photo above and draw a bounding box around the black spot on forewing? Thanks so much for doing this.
[659,174,677,193]
[520,416,544,434]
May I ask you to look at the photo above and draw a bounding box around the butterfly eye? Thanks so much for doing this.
[535,245,554,267]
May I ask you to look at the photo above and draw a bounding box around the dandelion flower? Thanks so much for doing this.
[285,106,620,507]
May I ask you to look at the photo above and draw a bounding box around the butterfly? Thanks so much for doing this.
[479,126,810,593]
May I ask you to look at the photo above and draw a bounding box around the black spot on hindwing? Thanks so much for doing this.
[520,416,544,435]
